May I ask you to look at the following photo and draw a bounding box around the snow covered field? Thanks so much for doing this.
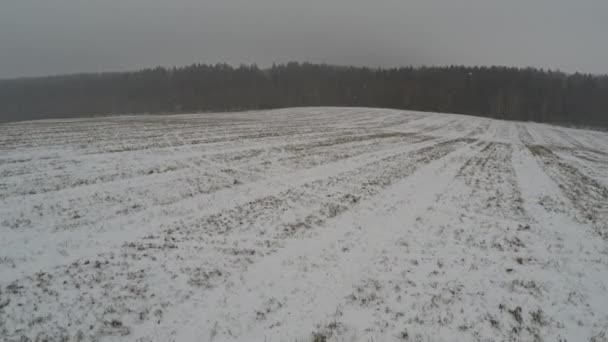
[1,107,607,341]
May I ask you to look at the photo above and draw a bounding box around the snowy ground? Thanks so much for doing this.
[1,107,607,342]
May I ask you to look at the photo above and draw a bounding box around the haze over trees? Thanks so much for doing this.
[1,62,606,127]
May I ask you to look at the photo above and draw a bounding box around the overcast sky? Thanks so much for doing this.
[1,0,607,78]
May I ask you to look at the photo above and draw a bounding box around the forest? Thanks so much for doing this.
[1,62,607,128]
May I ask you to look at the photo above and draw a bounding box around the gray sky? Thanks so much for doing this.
[1,0,607,78]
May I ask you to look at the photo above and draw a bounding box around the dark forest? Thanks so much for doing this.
[1,62,606,127]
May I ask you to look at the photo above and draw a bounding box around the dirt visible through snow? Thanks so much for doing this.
[1,108,607,341]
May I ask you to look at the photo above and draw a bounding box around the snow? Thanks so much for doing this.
[1,107,607,341]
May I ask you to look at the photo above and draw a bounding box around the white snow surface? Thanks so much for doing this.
[1,107,607,341]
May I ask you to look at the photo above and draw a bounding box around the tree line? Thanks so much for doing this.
[1,62,607,127]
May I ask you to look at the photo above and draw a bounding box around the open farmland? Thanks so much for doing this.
[1,107,608,341]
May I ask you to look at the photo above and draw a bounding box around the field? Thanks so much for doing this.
[1,107,607,341]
